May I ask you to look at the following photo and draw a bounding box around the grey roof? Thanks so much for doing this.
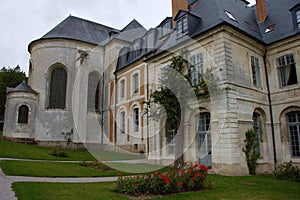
[115,0,300,72]
[121,19,146,32]
[7,81,38,94]
[37,15,117,45]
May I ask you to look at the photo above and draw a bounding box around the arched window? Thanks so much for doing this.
[197,112,212,166]
[287,111,300,157]
[133,107,139,132]
[253,112,262,155]
[18,105,29,124]
[87,72,100,112]
[49,67,67,109]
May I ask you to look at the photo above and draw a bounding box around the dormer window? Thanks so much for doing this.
[177,16,188,34]
[296,9,300,29]
[264,24,275,34]
[162,21,171,36]
[133,41,141,59]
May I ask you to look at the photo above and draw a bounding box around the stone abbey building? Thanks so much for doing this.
[3,0,300,175]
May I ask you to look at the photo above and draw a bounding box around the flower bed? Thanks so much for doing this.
[116,163,212,196]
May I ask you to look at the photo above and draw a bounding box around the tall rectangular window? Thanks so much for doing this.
[120,80,125,99]
[197,113,212,166]
[277,54,298,87]
[287,112,300,157]
[133,108,139,132]
[253,113,262,155]
[120,111,126,134]
[189,53,204,86]
[167,130,176,155]
[251,56,262,88]
[132,73,139,94]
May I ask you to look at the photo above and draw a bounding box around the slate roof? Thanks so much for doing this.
[31,15,117,47]
[7,81,38,94]
[115,0,300,72]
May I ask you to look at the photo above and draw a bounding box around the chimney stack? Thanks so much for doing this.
[172,0,188,28]
[256,0,267,23]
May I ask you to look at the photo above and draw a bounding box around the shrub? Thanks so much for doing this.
[243,129,260,175]
[116,163,212,196]
[50,148,67,158]
[79,160,112,171]
[274,161,300,182]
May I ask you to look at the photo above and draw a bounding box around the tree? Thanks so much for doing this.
[0,65,27,120]
[145,55,209,168]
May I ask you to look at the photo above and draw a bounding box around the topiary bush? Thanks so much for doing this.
[116,163,212,196]
[274,161,300,182]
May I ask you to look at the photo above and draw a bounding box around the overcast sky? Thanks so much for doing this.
[0,0,256,74]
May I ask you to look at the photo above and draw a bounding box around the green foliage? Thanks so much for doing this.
[79,160,112,171]
[116,163,211,196]
[51,147,68,158]
[242,129,260,175]
[274,161,300,182]
[0,66,27,119]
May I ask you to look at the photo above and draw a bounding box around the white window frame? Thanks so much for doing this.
[177,16,188,34]
[167,130,176,155]
[132,107,140,133]
[119,78,126,100]
[277,54,298,88]
[251,56,262,89]
[131,72,140,95]
[296,9,300,29]
[189,53,204,86]
[119,109,126,135]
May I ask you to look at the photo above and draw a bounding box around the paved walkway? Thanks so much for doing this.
[0,157,149,200]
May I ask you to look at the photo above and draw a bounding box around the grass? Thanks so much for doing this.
[0,139,95,161]
[0,160,129,177]
[12,182,126,200]
[12,175,300,200]
[0,137,145,161]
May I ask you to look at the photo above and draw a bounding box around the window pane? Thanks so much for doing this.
[120,111,126,134]
[49,67,67,109]
[251,56,262,88]
[120,80,125,99]
[277,54,298,87]
[287,112,300,157]
[133,108,139,132]
[253,113,261,155]
[189,53,204,86]
[18,105,29,124]
[296,10,300,28]
[133,73,139,94]
[87,72,100,111]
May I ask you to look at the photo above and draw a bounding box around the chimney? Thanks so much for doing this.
[256,0,267,23]
[172,0,188,28]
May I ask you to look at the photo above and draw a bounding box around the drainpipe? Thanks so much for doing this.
[114,74,117,151]
[146,62,150,159]
[263,49,277,169]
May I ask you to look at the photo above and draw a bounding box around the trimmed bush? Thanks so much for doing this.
[274,161,300,182]
[116,163,212,196]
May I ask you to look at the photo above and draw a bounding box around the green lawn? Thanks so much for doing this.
[12,175,300,200]
[0,160,128,177]
[0,138,145,161]
[0,139,95,161]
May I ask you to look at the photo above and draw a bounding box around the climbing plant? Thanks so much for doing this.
[243,129,260,175]
[144,55,210,167]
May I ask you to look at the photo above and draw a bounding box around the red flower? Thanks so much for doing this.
[181,169,186,173]
[193,163,199,168]
[202,174,206,178]
[178,182,183,186]
[199,165,210,171]
[194,173,201,177]
[188,170,193,174]
[153,171,158,176]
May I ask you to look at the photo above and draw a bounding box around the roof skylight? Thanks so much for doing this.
[264,24,276,33]
[225,10,236,21]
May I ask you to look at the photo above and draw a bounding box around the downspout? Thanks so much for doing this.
[114,73,117,151]
[263,49,277,169]
[146,62,150,159]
